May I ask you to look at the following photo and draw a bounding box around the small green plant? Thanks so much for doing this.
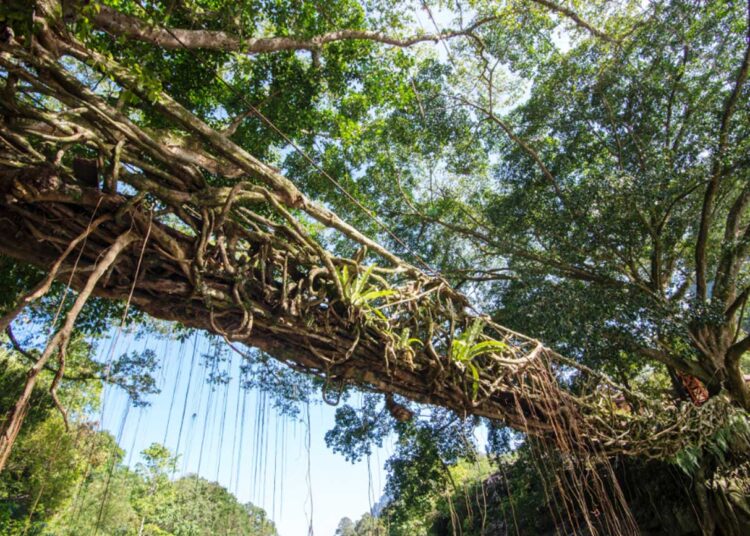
[395,327,424,364]
[450,320,507,399]
[396,327,423,351]
[673,445,701,475]
[337,264,395,321]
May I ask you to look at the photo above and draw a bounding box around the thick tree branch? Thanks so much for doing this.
[726,332,750,408]
[695,4,750,301]
[713,183,750,305]
[529,0,616,43]
[729,332,750,362]
[90,5,498,53]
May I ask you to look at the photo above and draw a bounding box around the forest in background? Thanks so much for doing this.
[0,345,278,535]
[1,0,750,534]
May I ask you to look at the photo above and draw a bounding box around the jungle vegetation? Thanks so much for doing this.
[1,0,750,534]
[0,345,278,535]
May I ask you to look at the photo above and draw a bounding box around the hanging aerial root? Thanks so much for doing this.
[0,231,135,472]
[0,211,111,333]
[49,346,69,431]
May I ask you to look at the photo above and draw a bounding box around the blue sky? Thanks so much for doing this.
[99,332,393,536]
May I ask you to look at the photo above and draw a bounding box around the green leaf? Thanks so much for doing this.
[466,340,507,360]
[358,289,396,302]
[468,363,480,399]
